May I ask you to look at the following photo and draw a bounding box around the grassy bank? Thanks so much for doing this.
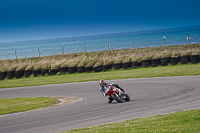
[0,62,200,89]
[63,109,200,133]
[0,97,58,115]
[0,44,200,72]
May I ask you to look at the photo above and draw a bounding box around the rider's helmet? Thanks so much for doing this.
[99,79,105,87]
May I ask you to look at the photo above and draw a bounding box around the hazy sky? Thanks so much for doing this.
[0,0,200,42]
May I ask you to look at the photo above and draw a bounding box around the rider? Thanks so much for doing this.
[99,79,125,103]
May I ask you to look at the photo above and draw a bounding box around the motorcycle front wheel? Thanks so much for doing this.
[111,94,123,103]
[124,94,130,101]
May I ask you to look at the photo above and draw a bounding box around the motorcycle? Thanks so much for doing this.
[104,85,130,103]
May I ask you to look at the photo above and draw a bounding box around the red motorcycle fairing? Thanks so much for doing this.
[105,86,120,96]
[103,85,130,103]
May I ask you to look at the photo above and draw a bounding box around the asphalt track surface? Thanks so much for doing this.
[0,76,200,133]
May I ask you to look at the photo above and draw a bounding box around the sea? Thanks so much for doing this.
[0,25,200,60]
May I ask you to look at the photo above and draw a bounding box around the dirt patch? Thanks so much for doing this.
[51,96,84,106]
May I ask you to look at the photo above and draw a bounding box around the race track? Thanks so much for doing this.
[0,76,200,133]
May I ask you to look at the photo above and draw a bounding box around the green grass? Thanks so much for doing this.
[1,62,200,132]
[62,109,200,133]
[1,63,200,89]
[0,97,58,115]
[1,44,200,72]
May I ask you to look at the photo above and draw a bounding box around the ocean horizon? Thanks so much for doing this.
[0,25,200,60]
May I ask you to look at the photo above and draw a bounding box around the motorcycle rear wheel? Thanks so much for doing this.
[111,94,123,103]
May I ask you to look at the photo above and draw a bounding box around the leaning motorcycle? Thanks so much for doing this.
[105,85,130,103]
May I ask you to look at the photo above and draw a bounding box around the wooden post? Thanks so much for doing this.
[187,34,190,45]
[84,44,86,53]
[162,36,165,47]
[15,50,17,59]
[107,42,109,51]
[62,46,64,54]
[132,40,134,50]
[38,48,40,57]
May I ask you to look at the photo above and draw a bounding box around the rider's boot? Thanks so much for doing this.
[107,96,113,103]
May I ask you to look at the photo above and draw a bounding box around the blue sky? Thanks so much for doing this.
[0,0,200,42]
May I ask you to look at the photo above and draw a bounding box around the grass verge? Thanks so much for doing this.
[0,97,58,115]
[62,109,200,133]
[1,44,200,73]
[0,63,200,89]
[1,63,200,132]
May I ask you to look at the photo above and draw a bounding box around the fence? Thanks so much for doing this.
[1,34,200,60]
